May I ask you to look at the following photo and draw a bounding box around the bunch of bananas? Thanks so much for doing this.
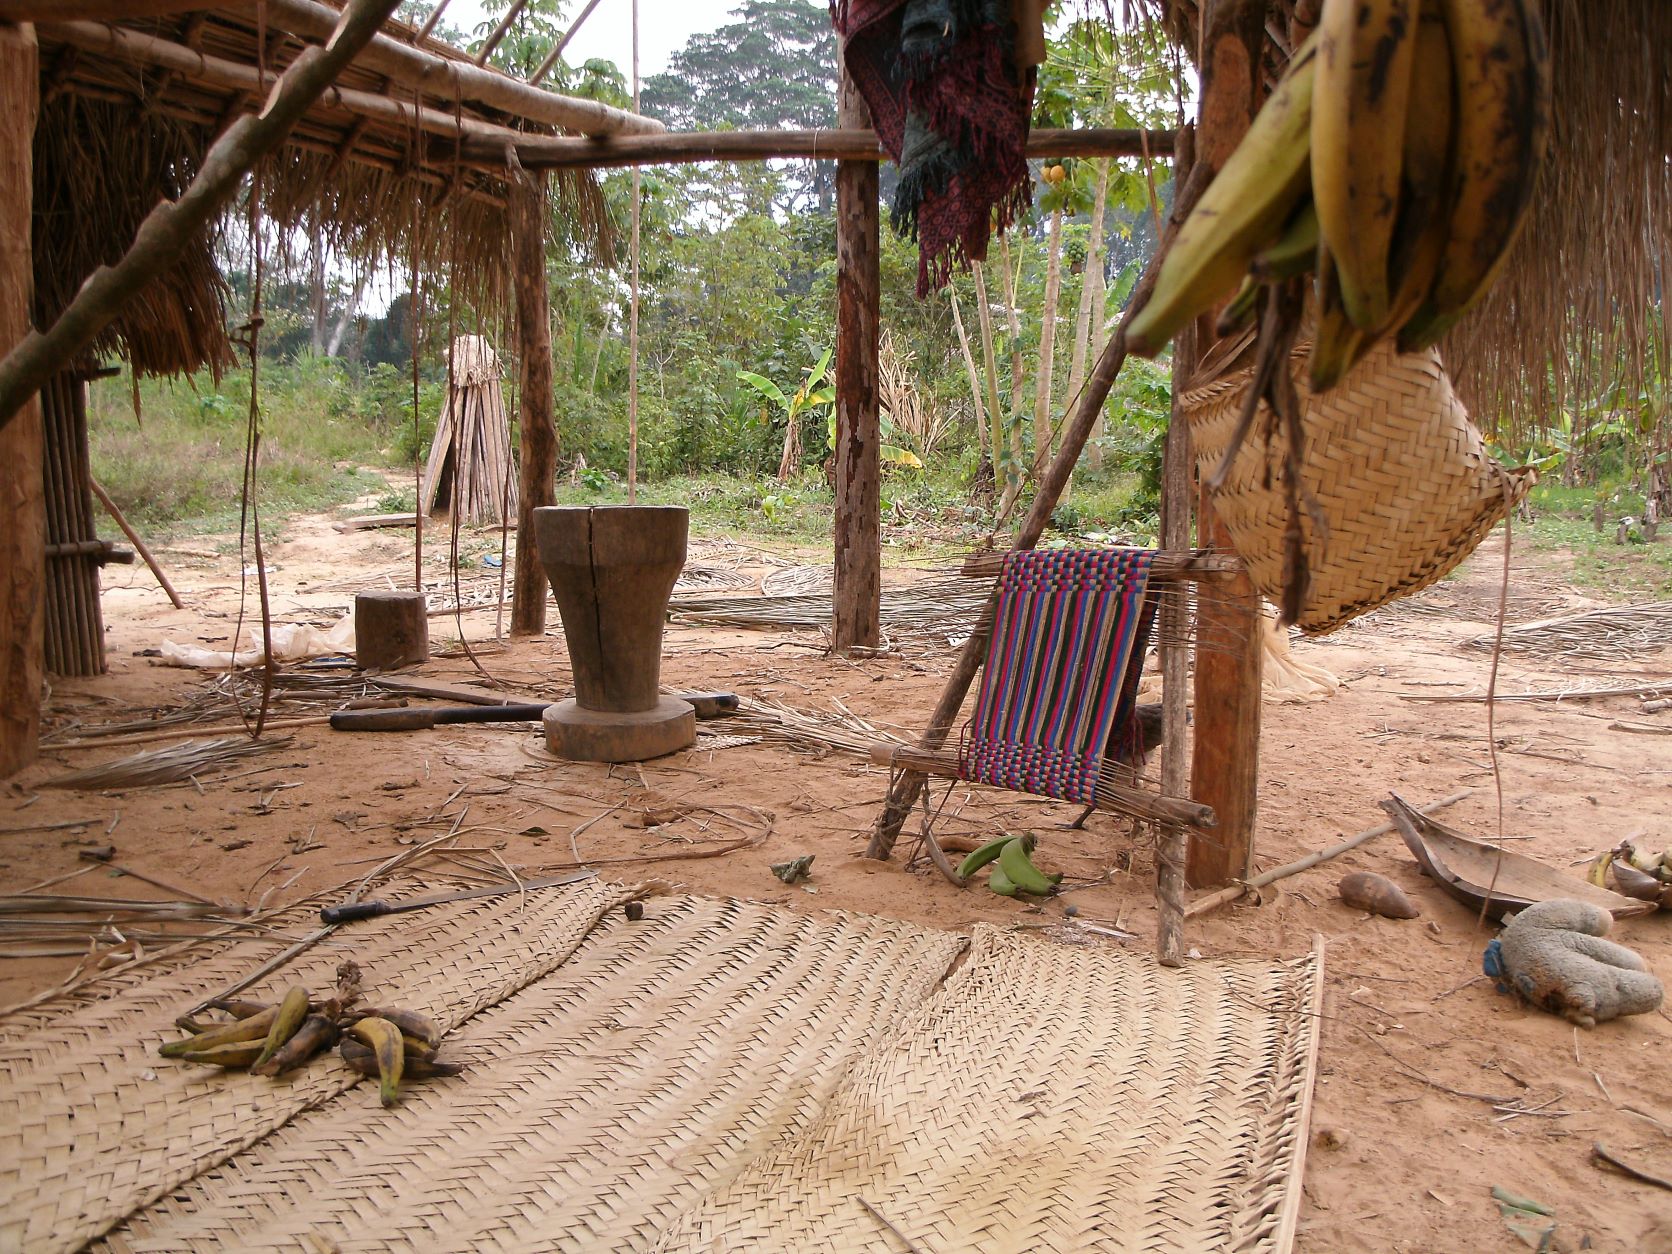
[1125,0,1550,390]
[956,833,1062,898]
[159,968,461,1108]
[1587,842,1672,908]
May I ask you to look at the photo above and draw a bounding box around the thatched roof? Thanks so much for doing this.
[31,5,620,379]
[1150,0,1669,436]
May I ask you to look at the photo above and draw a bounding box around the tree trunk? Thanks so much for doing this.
[325,269,369,357]
[1032,207,1064,458]
[1187,0,1267,890]
[947,287,987,458]
[998,232,1028,517]
[508,165,557,636]
[0,22,41,778]
[308,215,327,356]
[1068,160,1111,471]
[971,262,1008,489]
[832,52,881,651]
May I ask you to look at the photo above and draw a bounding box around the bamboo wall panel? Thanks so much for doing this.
[41,371,104,677]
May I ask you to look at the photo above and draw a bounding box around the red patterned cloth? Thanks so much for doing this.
[834,0,1043,296]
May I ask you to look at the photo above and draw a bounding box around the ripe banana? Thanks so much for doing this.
[1311,0,1420,331]
[956,835,1018,881]
[1398,0,1549,351]
[254,1013,338,1077]
[349,1015,406,1107]
[1308,243,1368,391]
[1125,33,1319,357]
[341,1038,464,1081]
[1585,850,1614,889]
[159,1003,279,1058]
[998,837,1056,896]
[350,1007,442,1050]
[987,864,1019,897]
[252,986,311,1070]
[1382,0,1454,332]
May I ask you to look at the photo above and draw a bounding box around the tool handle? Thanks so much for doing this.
[434,703,550,724]
[330,708,436,732]
[321,900,392,925]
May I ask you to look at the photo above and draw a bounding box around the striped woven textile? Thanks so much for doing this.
[960,548,1155,803]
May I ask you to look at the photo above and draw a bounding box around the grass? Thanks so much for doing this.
[1520,480,1672,600]
[87,360,405,539]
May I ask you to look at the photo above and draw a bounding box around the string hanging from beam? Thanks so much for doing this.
[626,0,641,504]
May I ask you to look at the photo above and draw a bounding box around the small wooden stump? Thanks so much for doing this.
[354,591,429,671]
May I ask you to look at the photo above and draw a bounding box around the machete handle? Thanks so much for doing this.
[330,708,436,732]
[321,900,391,925]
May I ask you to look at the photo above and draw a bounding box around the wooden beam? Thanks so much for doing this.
[256,0,661,136]
[507,159,556,637]
[1187,0,1267,890]
[0,1,239,17]
[0,0,406,432]
[870,744,1217,831]
[471,0,530,66]
[0,21,42,778]
[528,0,604,86]
[831,54,881,653]
[958,548,1239,581]
[464,125,1176,170]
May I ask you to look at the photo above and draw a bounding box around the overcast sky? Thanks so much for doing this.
[443,0,742,81]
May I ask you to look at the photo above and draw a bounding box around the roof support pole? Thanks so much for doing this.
[0,20,43,778]
[506,156,556,637]
[831,51,881,653]
[1186,0,1267,890]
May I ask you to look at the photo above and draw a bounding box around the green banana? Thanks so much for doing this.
[252,986,311,1070]
[1249,199,1320,283]
[349,1015,406,1108]
[1311,0,1420,331]
[1125,33,1319,357]
[159,1003,279,1058]
[1216,274,1263,338]
[1308,243,1370,391]
[1398,0,1549,351]
[179,1040,266,1068]
[987,864,1019,897]
[998,837,1056,897]
[956,835,1018,881]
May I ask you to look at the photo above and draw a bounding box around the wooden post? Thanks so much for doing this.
[507,161,557,637]
[831,54,881,652]
[0,20,41,777]
[1187,0,1267,889]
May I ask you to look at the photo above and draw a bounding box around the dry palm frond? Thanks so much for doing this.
[41,736,293,791]
[727,696,904,759]
[669,576,991,633]
[1462,601,1672,660]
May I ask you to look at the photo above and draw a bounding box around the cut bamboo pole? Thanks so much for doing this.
[89,478,184,609]
[1184,789,1474,918]
[0,0,233,16]
[0,0,407,432]
[958,549,1239,581]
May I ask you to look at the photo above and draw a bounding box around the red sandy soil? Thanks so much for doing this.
[2,513,1670,1252]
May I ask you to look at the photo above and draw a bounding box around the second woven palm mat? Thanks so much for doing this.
[11,886,1322,1253]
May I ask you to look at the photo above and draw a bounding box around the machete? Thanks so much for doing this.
[320,870,596,925]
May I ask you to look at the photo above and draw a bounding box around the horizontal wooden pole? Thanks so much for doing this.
[870,743,1217,830]
[45,539,133,564]
[258,0,661,138]
[461,126,1178,170]
[45,20,545,156]
[0,0,236,17]
[959,548,1239,581]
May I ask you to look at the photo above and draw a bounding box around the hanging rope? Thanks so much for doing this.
[626,0,642,504]
[409,85,426,591]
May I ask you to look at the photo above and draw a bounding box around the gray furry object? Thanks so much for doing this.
[1498,899,1663,1028]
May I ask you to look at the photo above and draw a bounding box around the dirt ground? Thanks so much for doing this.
[3,510,1671,1252]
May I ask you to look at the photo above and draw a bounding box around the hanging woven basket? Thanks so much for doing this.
[1180,333,1535,635]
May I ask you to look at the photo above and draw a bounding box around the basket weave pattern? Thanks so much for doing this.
[1182,337,1535,634]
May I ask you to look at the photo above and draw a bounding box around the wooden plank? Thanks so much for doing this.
[464,126,1177,170]
[507,162,557,637]
[1187,0,1268,891]
[0,21,43,777]
[372,676,546,706]
[332,512,418,532]
[831,54,881,653]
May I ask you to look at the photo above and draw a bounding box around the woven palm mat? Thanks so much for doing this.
[0,877,641,1254]
[67,901,1321,1254]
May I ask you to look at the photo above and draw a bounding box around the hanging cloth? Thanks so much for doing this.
[834,0,1046,296]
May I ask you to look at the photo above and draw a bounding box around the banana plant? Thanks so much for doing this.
[737,348,836,482]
